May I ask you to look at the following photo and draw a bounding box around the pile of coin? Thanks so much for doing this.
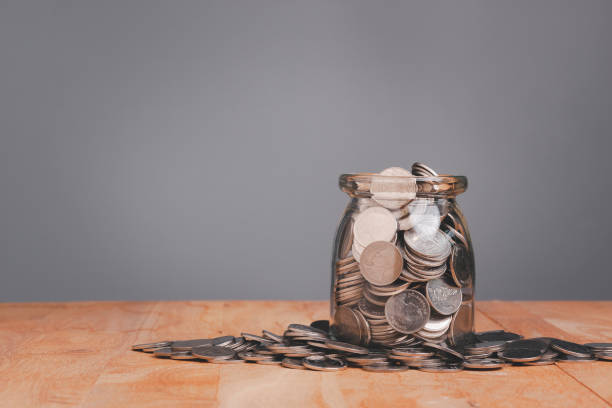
[132,321,612,372]
[332,163,474,347]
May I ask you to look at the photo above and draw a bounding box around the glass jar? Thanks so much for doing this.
[330,165,474,348]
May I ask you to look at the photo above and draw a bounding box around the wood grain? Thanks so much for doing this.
[0,301,610,407]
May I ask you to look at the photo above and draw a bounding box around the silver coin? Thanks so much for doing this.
[556,355,597,363]
[132,341,171,351]
[353,207,398,248]
[302,355,347,372]
[370,167,417,209]
[449,243,473,288]
[262,330,284,343]
[411,162,439,177]
[171,339,214,351]
[399,198,441,236]
[361,363,410,372]
[419,365,463,373]
[550,339,593,358]
[403,229,451,261]
[463,358,505,370]
[152,347,173,357]
[425,279,462,316]
[170,351,197,360]
[333,306,363,345]
[594,352,612,361]
[584,343,612,351]
[385,290,430,334]
[359,241,403,286]
[192,346,236,361]
[241,333,273,344]
[281,357,305,369]
[237,351,275,362]
[325,340,369,355]
[346,354,389,365]
[212,336,236,347]
[256,359,282,365]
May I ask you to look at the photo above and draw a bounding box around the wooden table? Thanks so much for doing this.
[1,301,611,407]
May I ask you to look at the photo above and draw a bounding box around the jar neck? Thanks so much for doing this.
[339,173,467,199]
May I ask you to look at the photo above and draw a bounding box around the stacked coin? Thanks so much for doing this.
[132,324,612,373]
[333,163,474,347]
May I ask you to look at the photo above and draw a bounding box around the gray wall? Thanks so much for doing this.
[1,0,611,302]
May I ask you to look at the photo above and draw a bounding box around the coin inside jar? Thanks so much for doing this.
[424,278,462,316]
[333,306,363,345]
[359,241,403,286]
[384,290,430,334]
[353,206,398,248]
[370,167,417,209]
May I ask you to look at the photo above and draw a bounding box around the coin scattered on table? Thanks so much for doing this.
[132,322,612,373]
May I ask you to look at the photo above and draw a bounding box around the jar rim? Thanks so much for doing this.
[339,173,468,198]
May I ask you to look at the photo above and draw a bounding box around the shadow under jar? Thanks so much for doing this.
[331,168,474,348]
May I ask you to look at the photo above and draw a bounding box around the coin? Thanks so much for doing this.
[403,229,451,261]
[310,320,330,333]
[499,342,546,362]
[411,162,439,177]
[584,343,612,351]
[594,352,612,361]
[359,241,403,286]
[365,280,410,297]
[333,306,363,344]
[237,351,275,362]
[281,357,305,369]
[556,355,597,363]
[302,355,348,372]
[262,330,283,343]
[463,358,505,370]
[211,336,235,347]
[192,346,236,361]
[358,298,386,320]
[170,351,197,360]
[475,331,522,343]
[153,347,173,357]
[256,359,282,365]
[425,279,462,315]
[390,347,434,358]
[171,339,214,351]
[549,339,593,358]
[361,362,410,372]
[370,167,417,209]
[241,333,273,344]
[325,340,369,355]
[354,308,372,346]
[449,247,473,290]
[522,359,557,366]
[385,290,430,334]
[345,354,389,365]
[422,342,465,361]
[288,324,328,337]
[132,341,171,351]
[419,365,463,373]
[353,207,397,248]
[464,341,506,355]
[398,198,441,236]
[422,316,452,333]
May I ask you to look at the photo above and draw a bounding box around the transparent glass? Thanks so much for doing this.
[330,172,474,347]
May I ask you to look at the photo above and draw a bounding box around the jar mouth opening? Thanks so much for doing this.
[339,173,468,198]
